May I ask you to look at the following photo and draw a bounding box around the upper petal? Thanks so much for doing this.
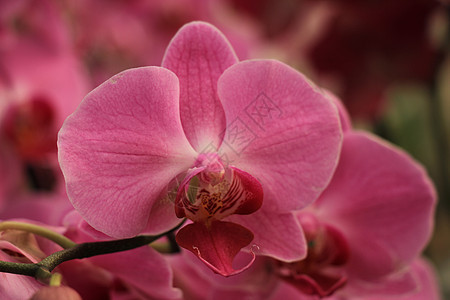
[314,131,436,279]
[162,21,238,152]
[58,67,197,238]
[217,60,342,211]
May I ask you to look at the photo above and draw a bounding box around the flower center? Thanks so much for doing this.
[276,213,349,297]
[174,153,263,225]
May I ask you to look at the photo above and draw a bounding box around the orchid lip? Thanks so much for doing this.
[174,155,263,223]
[175,220,257,277]
[192,244,257,277]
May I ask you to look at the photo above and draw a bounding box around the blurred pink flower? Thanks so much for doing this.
[60,0,260,85]
[304,0,439,120]
[0,0,72,54]
[0,0,89,209]
[0,36,88,163]
[58,21,342,276]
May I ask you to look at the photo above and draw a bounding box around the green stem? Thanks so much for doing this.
[0,219,186,283]
[150,232,180,254]
[0,221,76,249]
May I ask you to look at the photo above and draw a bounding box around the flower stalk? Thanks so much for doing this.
[0,221,76,249]
[0,219,185,283]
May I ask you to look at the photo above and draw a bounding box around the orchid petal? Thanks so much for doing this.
[270,281,313,300]
[90,247,182,300]
[217,60,342,212]
[162,21,238,151]
[0,252,43,299]
[169,253,211,300]
[143,196,181,235]
[58,67,197,238]
[344,266,418,298]
[407,258,441,300]
[350,258,441,300]
[229,208,307,262]
[315,131,436,279]
[0,245,44,299]
[324,90,352,132]
[0,193,73,226]
[232,167,264,215]
[287,272,347,298]
[175,221,255,277]
[170,251,277,300]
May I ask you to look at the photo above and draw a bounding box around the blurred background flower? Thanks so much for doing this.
[1,0,449,297]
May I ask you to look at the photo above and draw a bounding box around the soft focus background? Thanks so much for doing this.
[1,0,449,297]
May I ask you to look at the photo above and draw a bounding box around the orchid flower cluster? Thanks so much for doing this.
[0,21,440,299]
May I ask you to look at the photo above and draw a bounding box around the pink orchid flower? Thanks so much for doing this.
[58,21,342,276]
[168,95,437,299]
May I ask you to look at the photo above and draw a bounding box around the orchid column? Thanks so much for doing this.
[58,21,342,276]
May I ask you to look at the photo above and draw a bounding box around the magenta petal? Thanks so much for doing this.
[90,247,182,300]
[324,90,352,132]
[232,167,264,215]
[315,132,436,279]
[345,266,418,298]
[142,196,181,235]
[0,252,43,299]
[217,60,342,212]
[162,21,238,151]
[175,221,255,277]
[408,258,441,300]
[288,272,347,297]
[58,67,197,238]
[229,208,307,262]
[270,281,309,300]
[350,259,441,300]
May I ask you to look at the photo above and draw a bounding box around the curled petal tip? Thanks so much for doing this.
[176,220,255,276]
